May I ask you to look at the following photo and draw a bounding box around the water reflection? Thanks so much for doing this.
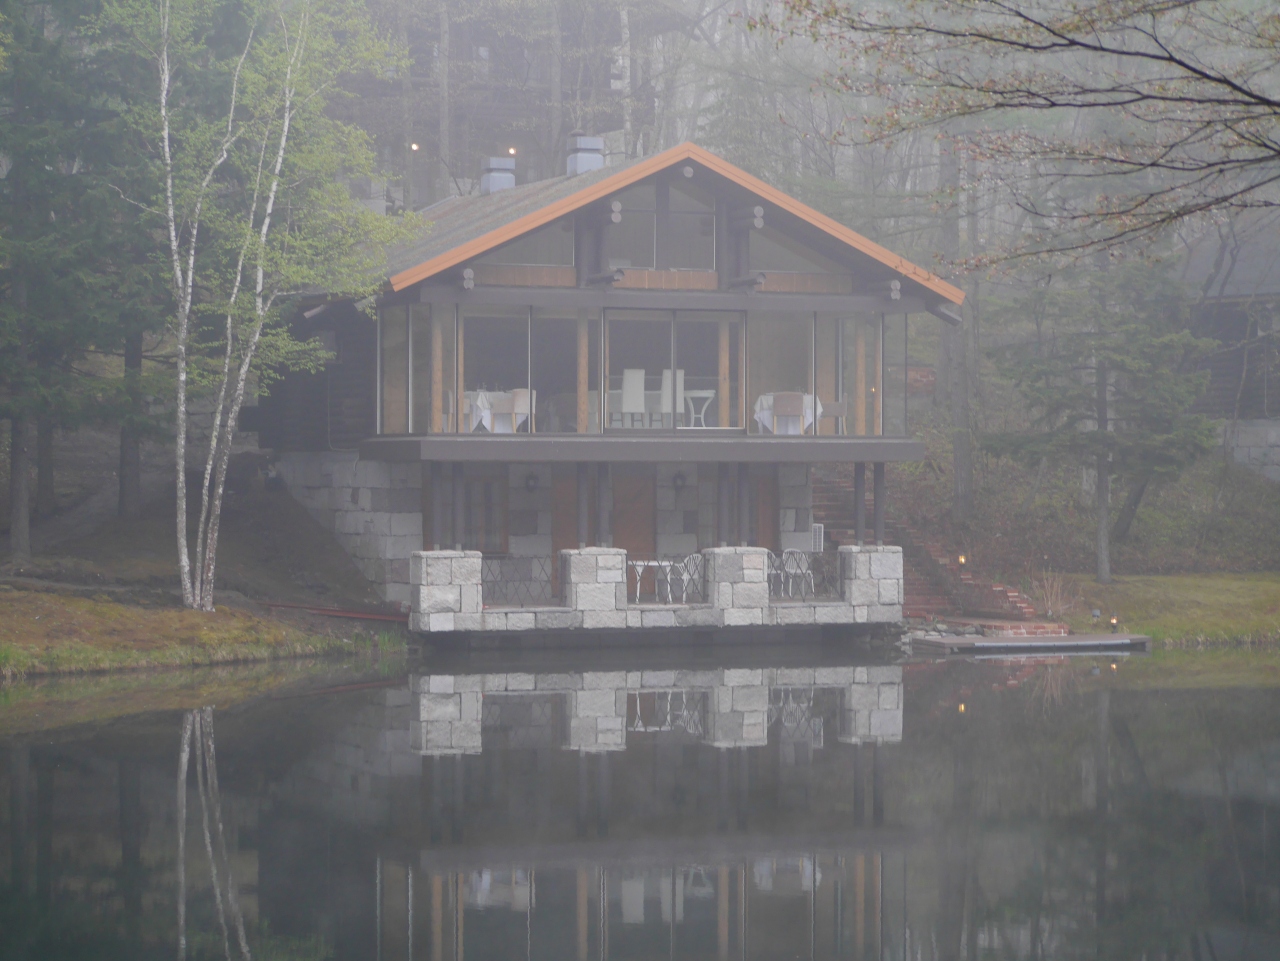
[4,655,1280,960]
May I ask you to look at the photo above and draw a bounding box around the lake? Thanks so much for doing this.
[2,642,1279,960]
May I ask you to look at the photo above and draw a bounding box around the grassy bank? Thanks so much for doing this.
[0,586,402,679]
[1064,571,1280,643]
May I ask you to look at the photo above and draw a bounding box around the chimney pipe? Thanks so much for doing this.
[480,156,516,195]
[566,131,605,176]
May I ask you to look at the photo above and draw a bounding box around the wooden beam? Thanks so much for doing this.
[718,319,731,429]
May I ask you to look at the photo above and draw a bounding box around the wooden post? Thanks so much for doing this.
[718,865,730,961]
[854,463,866,546]
[873,463,885,546]
[718,319,731,428]
[455,318,465,434]
[431,312,445,432]
[430,874,444,961]
[854,321,867,436]
[873,319,883,435]
[577,317,590,433]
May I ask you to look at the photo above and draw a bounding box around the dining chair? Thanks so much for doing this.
[621,368,647,428]
[772,392,805,435]
[511,388,532,432]
[487,392,516,433]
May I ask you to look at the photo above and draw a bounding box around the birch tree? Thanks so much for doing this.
[101,0,409,610]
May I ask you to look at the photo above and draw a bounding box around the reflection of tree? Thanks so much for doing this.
[178,707,251,961]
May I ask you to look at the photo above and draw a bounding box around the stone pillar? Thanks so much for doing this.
[704,546,770,626]
[838,545,903,623]
[561,547,628,629]
[409,550,483,632]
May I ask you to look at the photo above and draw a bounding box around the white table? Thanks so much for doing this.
[628,557,679,602]
[464,390,532,433]
[753,393,822,434]
[684,389,716,427]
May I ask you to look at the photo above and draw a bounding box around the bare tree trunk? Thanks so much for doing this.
[35,414,54,518]
[9,415,32,564]
[119,330,144,518]
[1111,472,1151,544]
[939,140,974,522]
[1096,361,1112,583]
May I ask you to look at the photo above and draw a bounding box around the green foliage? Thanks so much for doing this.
[985,262,1218,490]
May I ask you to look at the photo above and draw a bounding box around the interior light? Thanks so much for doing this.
[508,147,517,155]
[410,142,420,151]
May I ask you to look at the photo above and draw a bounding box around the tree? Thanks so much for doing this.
[986,262,1217,580]
[764,0,1280,259]
[100,0,411,610]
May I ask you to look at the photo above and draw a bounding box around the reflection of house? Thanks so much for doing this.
[258,140,963,625]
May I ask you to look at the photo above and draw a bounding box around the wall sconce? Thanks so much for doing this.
[671,471,687,492]
[523,471,539,493]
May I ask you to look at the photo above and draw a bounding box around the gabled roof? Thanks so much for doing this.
[387,142,965,307]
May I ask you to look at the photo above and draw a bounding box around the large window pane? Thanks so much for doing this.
[605,309,672,430]
[379,306,409,434]
[460,306,530,433]
[666,181,715,271]
[675,311,741,428]
[532,308,600,433]
[477,219,574,266]
[747,312,814,434]
[841,315,882,436]
[603,185,656,270]
[883,313,908,436]
[815,314,842,435]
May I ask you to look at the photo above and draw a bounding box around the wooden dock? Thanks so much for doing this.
[912,633,1151,657]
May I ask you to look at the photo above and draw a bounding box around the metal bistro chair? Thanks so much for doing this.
[668,552,704,604]
[780,549,816,599]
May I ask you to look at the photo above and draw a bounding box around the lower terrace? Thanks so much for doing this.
[410,544,903,634]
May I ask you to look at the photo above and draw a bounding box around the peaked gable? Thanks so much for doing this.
[388,143,964,307]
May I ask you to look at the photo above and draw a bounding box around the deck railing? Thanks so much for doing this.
[767,550,843,601]
[481,555,557,607]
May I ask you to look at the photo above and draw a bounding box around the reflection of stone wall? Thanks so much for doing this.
[838,666,904,744]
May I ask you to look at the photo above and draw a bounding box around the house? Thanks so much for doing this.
[254,140,965,632]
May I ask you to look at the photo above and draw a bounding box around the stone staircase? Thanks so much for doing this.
[812,467,1040,622]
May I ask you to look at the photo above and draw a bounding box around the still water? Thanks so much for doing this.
[3,644,1280,960]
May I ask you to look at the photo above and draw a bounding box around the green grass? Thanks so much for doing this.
[1065,571,1280,643]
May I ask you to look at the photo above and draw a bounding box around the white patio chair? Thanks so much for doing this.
[621,368,647,428]
[668,552,703,603]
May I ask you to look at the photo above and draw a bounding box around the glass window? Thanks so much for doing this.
[747,312,814,434]
[477,219,574,266]
[379,306,409,434]
[749,227,844,273]
[410,304,455,434]
[605,309,672,429]
[665,182,715,271]
[531,308,600,433]
[883,313,908,436]
[815,313,842,436]
[842,314,882,436]
[460,306,530,433]
[603,185,656,270]
[675,311,742,428]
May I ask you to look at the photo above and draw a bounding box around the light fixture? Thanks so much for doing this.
[958,703,966,714]
[508,146,517,155]
[1110,615,1119,633]
[682,165,694,178]
[1110,662,1118,672]
[523,471,539,493]
[410,142,420,151]
[957,554,966,566]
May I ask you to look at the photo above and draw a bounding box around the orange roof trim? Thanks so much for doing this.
[388,142,965,306]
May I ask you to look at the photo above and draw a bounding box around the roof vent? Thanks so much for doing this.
[480,156,516,195]
[566,132,605,176]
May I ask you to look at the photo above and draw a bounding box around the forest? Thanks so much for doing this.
[1,0,1278,608]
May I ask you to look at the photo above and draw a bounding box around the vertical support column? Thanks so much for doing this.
[718,865,730,961]
[737,463,750,547]
[577,318,590,434]
[597,463,610,548]
[431,462,444,550]
[718,464,731,547]
[431,311,445,432]
[873,463,885,546]
[455,317,465,437]
[452,463,465,550]
[853,463,866,546]
[577,462,590,548]
[718,319,731,428]
[854,321,867,436]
